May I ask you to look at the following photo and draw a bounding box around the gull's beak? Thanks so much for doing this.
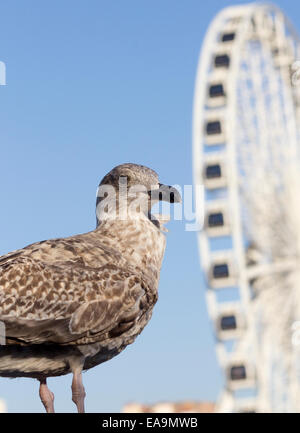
[150,184,182,203]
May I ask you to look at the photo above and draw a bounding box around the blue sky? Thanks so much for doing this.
[0,0,299,413]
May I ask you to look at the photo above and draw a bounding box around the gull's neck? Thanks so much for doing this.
[95,210,166,285]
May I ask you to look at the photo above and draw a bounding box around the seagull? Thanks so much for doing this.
[0,163,181,413]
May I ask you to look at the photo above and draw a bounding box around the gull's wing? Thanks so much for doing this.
[0,237,155,345]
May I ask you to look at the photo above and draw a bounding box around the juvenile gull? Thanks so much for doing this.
[0,163,181,413]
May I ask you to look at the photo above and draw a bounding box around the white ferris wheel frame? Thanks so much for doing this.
[193,2,300,412]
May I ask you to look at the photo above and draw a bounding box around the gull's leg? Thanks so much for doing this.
[71,367,86,413]
[39,378,55,413]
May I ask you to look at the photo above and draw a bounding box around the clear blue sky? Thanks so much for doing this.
[0,0,298,413]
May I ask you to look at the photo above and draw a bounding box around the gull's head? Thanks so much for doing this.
[96,163,181,226]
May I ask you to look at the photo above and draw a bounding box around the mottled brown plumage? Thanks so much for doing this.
[0,163,181,412]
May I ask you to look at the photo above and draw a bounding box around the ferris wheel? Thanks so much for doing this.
[193,3,300,412]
